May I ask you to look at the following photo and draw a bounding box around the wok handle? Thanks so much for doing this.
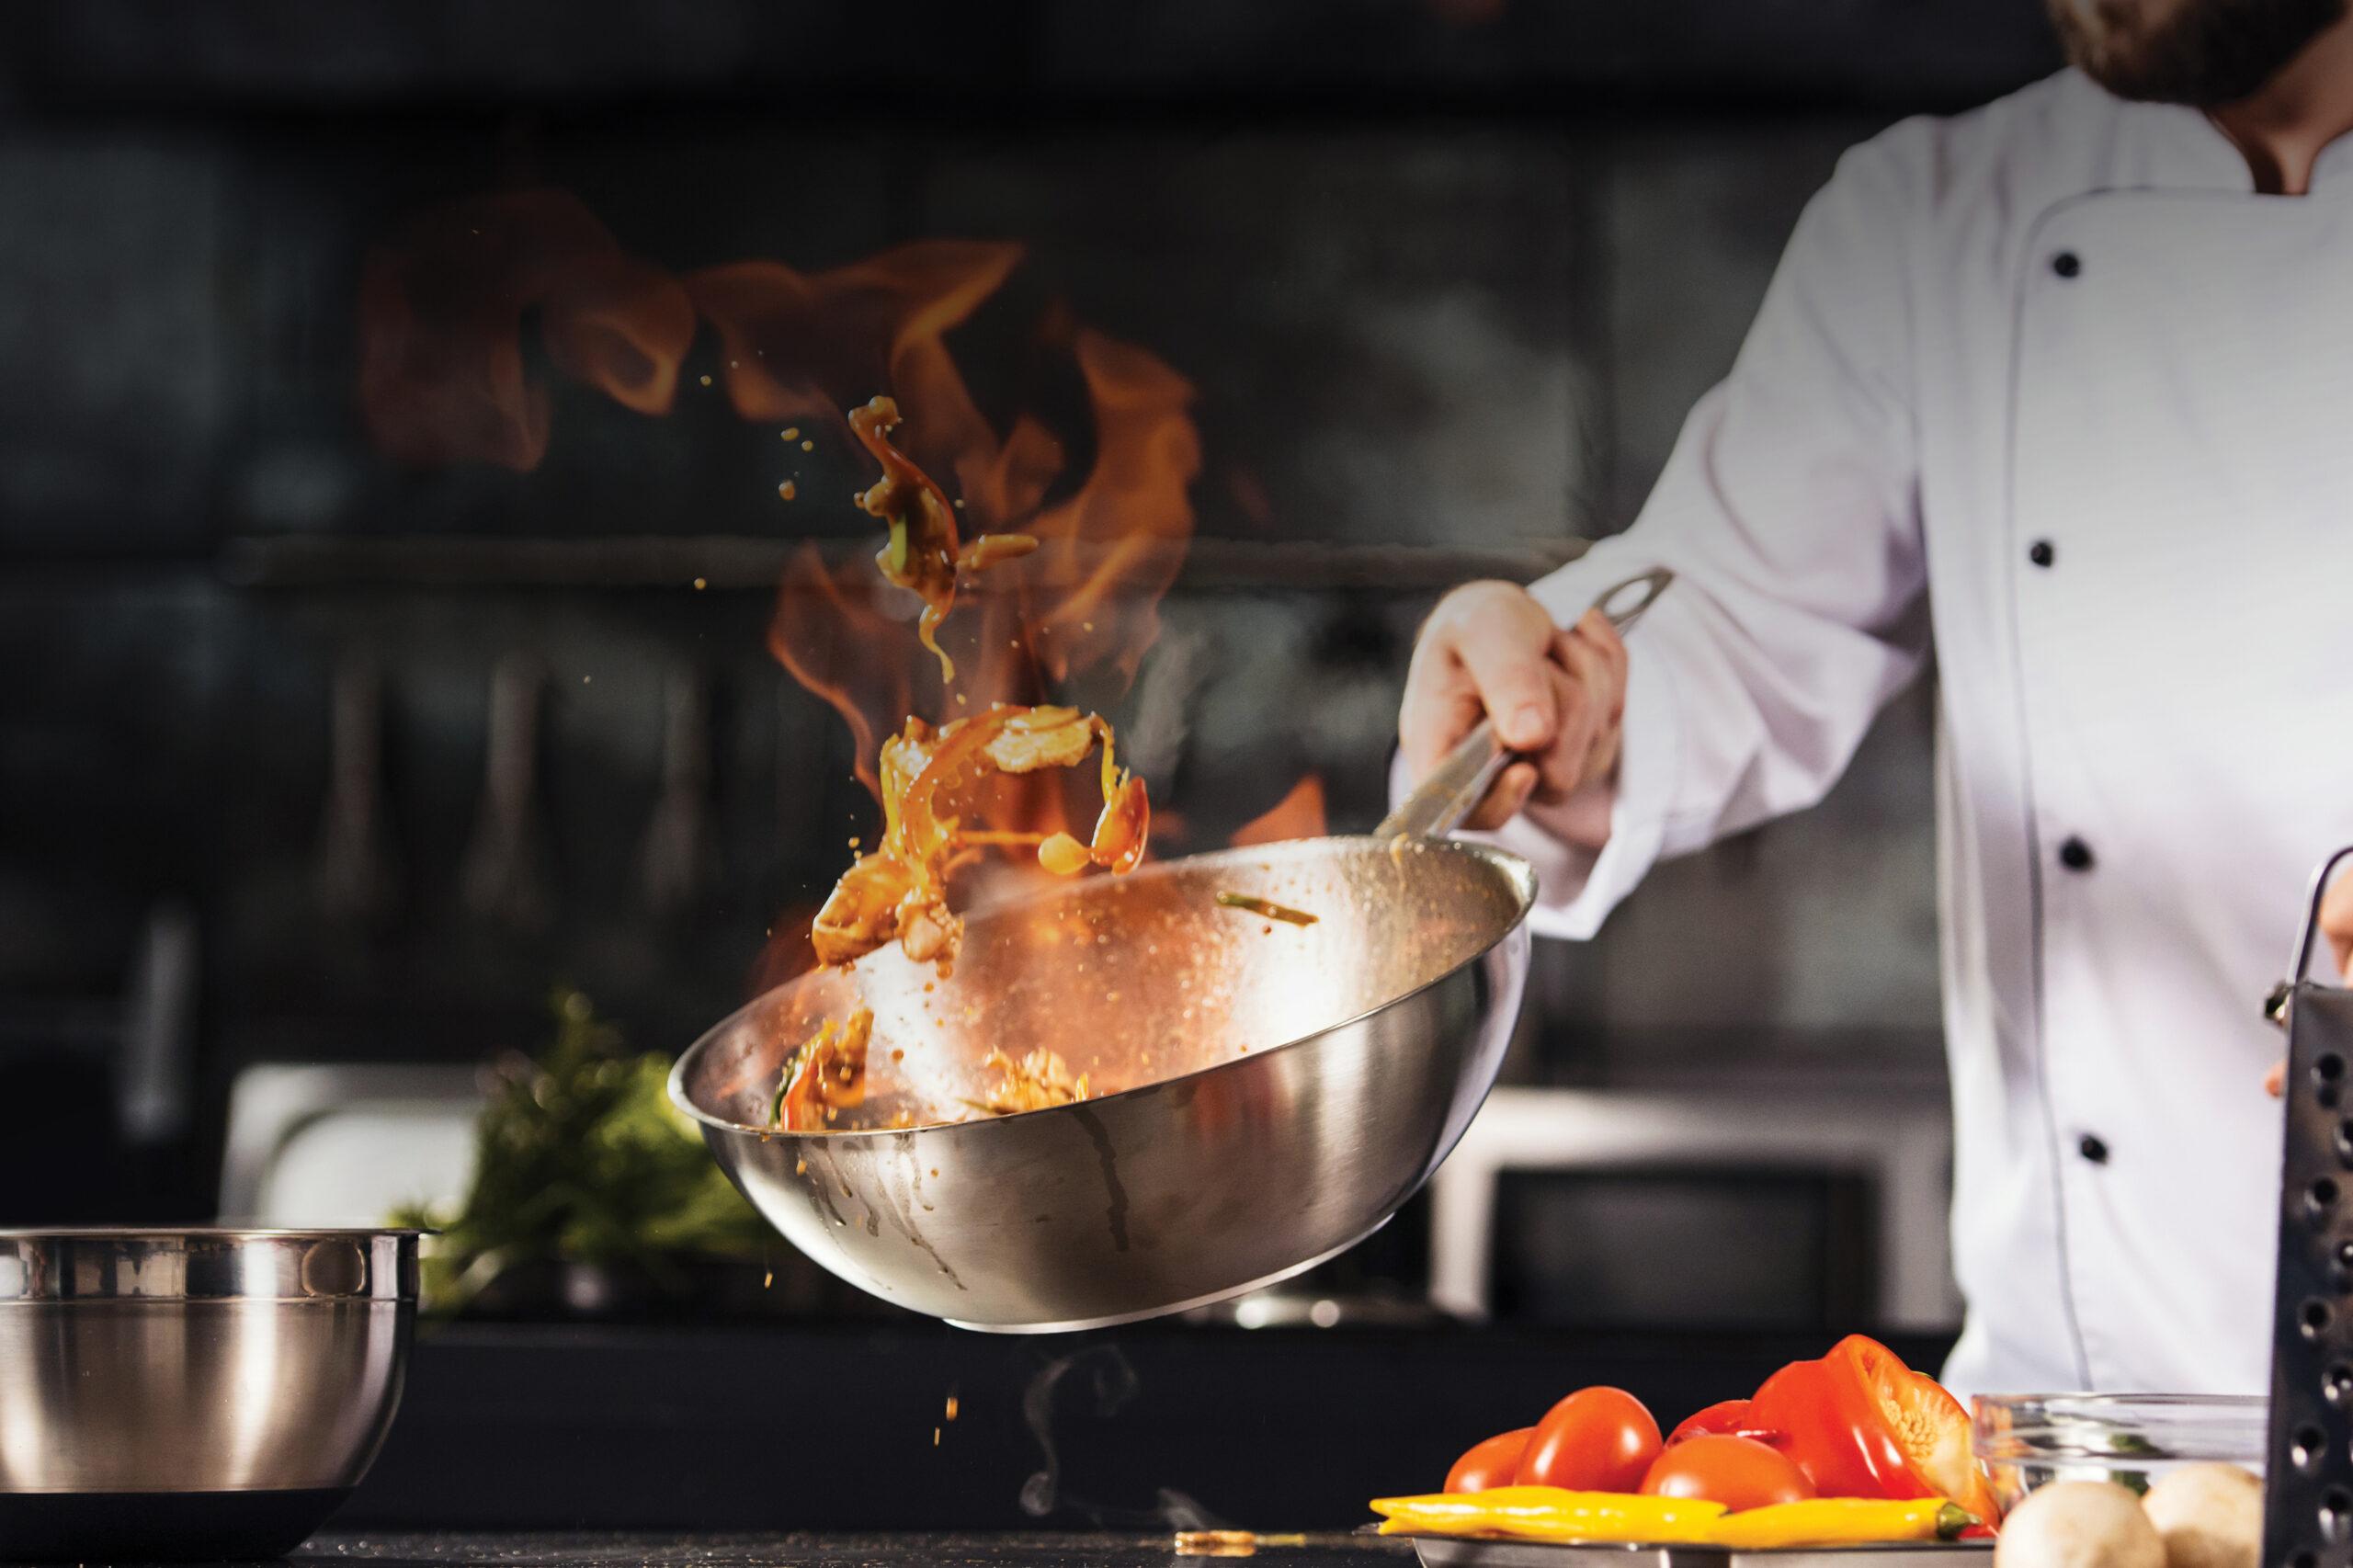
[1377,566,1675,840]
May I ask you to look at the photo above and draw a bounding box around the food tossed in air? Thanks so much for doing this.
[1391,1338,2000,1547]
[848,394,1038,682]
[810,703,1150,971]
[1994,1483,2163,1568]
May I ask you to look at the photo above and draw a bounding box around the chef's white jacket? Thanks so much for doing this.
[1481,69,2353,1397]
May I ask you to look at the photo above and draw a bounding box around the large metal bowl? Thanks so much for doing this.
[0,1227,419,1561]
[672,835,1533,1330]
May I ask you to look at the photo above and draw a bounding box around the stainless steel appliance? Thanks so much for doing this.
[0,1226,419,1560]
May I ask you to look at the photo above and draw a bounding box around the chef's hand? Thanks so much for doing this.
[2327,867,2353,982]
[2263,866,2353,1096]
[1399,581,1628,834]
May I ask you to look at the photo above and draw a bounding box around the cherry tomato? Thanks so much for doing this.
[1750,1335,2001,1525]
[1515,1387,1662,1493]
[1446,1426,1533,1494]
[1666,1399,1782,1447]
[1639,1435,1816,1510]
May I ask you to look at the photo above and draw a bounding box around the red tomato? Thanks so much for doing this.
[1666,1399,1782,1447]
[1446,1426,1534,1494]
[1515,1387,1662,1493]
[1750,1336,2000,1524]
[1639,1435,1816,1510]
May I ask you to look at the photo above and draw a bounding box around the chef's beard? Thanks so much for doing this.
[2049,0,2347,104]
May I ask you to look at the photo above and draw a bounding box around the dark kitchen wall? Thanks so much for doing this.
[0,0,2059,1216]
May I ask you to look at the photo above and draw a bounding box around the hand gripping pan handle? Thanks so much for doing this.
[1377,566,1675,841]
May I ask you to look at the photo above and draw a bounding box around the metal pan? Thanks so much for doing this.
[1402,1538,1991,1568]
[668,569,1672,1331]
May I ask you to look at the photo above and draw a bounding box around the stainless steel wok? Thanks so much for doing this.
[670,569,1670,1331]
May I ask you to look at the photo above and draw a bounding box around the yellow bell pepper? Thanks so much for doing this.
[1370,1487,1728,1544]
[1706,1497,1980,1548]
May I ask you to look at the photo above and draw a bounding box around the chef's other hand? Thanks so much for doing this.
[2326,865,2353,982]
[1399,581,1629,833]
[2262,866,2353,1096]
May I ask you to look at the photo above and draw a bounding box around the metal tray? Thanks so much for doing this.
[1404,1538,1994,1568]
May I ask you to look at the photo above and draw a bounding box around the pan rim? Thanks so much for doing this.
[669,834,1536,1143]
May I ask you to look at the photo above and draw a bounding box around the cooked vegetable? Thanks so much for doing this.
[1446,1427,1535,1494]
[1213,892,1318,926]
[1518,1387,1664,1493]
[848,393,1037,682]
[1370,1486,1725,1544]
[389,989,769,1312]
[1751,1334,2001,1523]
[812,704,1148,970]
[2141,1464,2261,1568]
[1640,1435,1815,1511]
[1711,1497,1978,1548]
[1994,1482,2163,1568]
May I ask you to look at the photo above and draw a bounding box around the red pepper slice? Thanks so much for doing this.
[1749,1335,2001,1526]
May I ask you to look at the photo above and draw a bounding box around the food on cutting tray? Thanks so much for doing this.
[848,394,1038,683]
[1995,1482,2164,1568]
[1370,1487,1727,1545]
[1446,1426,1535,1494]
[1751,1334,2003,1523]
[1212,892,1318,926]
[811,704,1149,971]
[2140,1465,2261,1568]
[1386,1336,2000,1546]
[1711,1498,1980,1548]
[1640,1435,1814,1511]
[1666,1398,1779,1446]
[772,1007,874,1131]
[1518,1386,1664,1493]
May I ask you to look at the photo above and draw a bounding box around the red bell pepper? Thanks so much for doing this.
[1748,1335,2000,1526]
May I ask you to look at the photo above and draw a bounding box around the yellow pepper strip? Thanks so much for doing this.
[1706,1498,1980,1549]
[1370,1487,1727,1544]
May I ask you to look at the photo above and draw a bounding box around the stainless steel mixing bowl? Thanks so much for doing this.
[0,1226,419,1561]
[672,835,1534,1330]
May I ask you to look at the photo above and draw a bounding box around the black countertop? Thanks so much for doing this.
[340,1323,1957,1533]
[283,1533,1407,1568]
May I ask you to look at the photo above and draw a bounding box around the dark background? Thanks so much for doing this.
[0,0,2067,1535]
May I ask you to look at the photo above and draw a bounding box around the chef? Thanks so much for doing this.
[1399,0,2353,1398]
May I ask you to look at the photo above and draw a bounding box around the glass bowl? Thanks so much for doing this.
[1972,1393,2268,1511]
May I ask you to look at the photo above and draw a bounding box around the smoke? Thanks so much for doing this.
[1018,1342,1223,1530]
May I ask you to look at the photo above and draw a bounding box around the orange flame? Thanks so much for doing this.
[357,189,692,469]
[1230,774,1328,847]
[355,188,1210,908]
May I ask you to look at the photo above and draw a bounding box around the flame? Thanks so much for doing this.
[1022,331,1200,687]
[355,188,1210,922]
[686,241,1020,469]
[357,189,691,469]
[1230,774,1327,847]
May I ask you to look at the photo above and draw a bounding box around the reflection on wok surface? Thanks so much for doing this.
[672,835,1533,1330]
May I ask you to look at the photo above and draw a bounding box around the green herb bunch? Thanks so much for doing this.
[392,988,771,1312]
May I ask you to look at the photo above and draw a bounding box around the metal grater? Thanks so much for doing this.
[2265,846,2353,1568]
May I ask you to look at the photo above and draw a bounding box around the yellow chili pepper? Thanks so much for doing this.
[1370,1487,1728,1544]
[1707,1497,1980,1548]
